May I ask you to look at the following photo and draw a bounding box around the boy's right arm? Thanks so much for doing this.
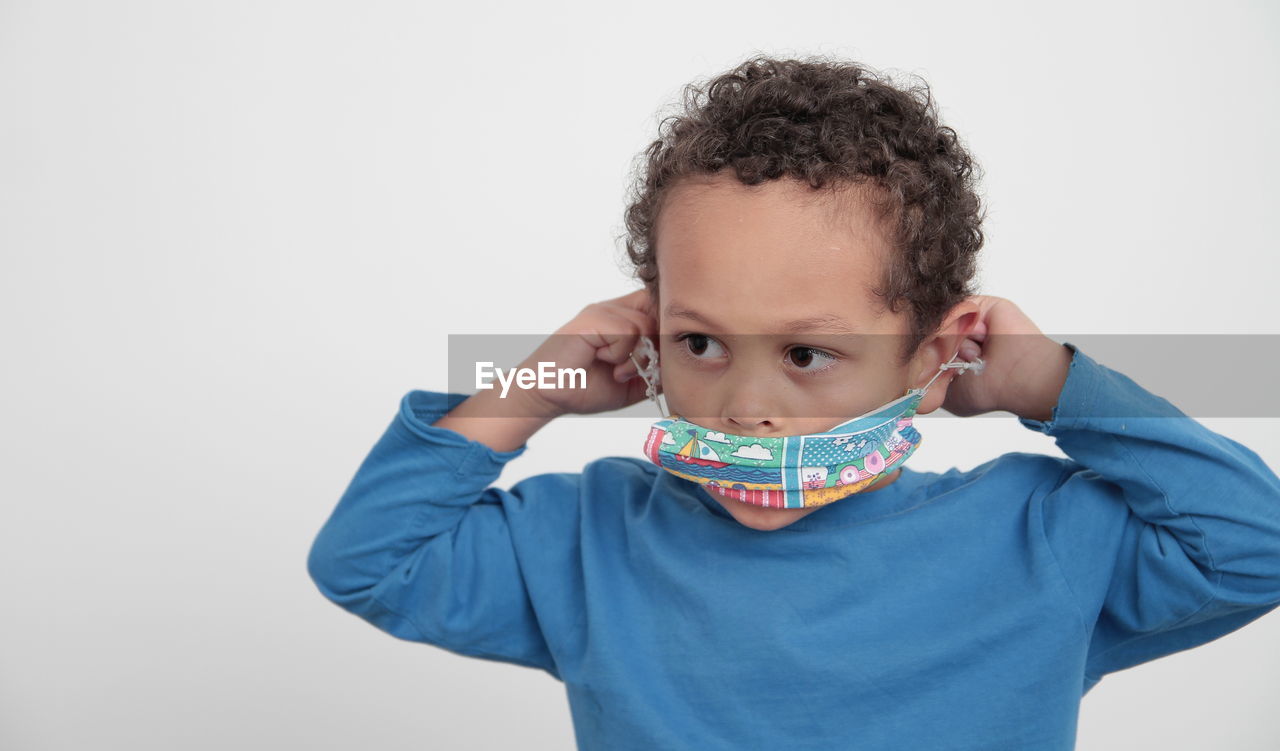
[305,386,579,678]
[307,288,659,677]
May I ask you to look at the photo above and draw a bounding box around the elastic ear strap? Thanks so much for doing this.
[630,336,668,416]
[923,353,985,390]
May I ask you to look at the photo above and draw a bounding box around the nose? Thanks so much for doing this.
[712,348,783,434]
[725,414,777,436]
[722,376,781,435]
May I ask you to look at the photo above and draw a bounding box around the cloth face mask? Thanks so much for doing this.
[630,335,984,510]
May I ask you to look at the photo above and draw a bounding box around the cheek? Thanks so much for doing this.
[809,377,906,422]
[661,366,712,412]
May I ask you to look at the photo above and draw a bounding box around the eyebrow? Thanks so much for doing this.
[663,304,860,334]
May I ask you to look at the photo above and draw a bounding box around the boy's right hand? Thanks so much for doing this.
[515,288,662,418]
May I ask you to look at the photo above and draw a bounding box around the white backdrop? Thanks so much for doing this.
[2,1,1278,749]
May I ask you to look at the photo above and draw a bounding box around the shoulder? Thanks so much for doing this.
[923,451,1076,495]
[504,456,658,512]
[581,454,661,487]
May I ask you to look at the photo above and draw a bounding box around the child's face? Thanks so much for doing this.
[654,171,939,531]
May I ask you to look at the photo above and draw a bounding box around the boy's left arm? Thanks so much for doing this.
[1016,341,1280,692]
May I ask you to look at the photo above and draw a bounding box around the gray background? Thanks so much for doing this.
[2,1,1278,749]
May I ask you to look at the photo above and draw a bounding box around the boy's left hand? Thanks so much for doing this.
[941,295,1073,421]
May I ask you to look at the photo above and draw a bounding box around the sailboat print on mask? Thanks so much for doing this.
[672,430,732,468]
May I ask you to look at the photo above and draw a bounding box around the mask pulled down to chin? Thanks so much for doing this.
[629,335,984,509]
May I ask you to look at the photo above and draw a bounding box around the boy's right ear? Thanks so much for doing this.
[633,335,661,382]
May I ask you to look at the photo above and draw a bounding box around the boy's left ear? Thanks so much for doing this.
[950,305,982,348]
[912,301,982,414]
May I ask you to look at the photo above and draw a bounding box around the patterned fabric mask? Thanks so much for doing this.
[630,335,983,509]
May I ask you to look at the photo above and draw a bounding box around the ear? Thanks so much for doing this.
[912,301,981,416]
[633,335,662,379]
[646,286,663,362]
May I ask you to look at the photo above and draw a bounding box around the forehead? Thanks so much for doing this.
[654,173,904,333]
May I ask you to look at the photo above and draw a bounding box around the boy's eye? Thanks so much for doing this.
[675,334,838,374]
[788,346,836,372]
[679,333,725,359]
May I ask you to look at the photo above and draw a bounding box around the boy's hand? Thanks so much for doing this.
[514,288,662,418]
[941,295,1073,421]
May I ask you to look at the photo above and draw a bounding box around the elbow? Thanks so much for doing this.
[1210,529,1280,607]
[306,533,340,600]
[306,527,363,603]
[306,525,394,609]
[1256,487,1280,600]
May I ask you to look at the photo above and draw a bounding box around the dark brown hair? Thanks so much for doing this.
[619,53,986,363]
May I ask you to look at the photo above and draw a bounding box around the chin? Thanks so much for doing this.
[702,487,814,531]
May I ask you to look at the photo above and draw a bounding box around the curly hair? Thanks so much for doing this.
[618,53,986,363]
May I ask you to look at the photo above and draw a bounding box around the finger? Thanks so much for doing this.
[595,329,644,366]
[603,288,659,330]
[600,301,654,333]
[624,369,657,407]
[598,306,660,358]
[606,286,655,312]
[971,320,988,342]
[575,304,648,360]
[614,358,639,383]
[602,304,658,342]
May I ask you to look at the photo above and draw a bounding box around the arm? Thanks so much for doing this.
[306,389,581,679]
[1021,342,1280,692]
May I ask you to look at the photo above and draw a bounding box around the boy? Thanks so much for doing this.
[307,55,1280,749]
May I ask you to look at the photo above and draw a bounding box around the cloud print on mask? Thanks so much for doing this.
[731,444,775,461]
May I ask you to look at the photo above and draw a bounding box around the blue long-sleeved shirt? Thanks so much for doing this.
[307,342,1280,750]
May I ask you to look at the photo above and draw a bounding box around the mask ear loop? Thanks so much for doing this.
[919,351,985,393]
[629,335,669,417]
[842,351,987,428]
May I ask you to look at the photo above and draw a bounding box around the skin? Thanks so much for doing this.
[646,170,1067,531]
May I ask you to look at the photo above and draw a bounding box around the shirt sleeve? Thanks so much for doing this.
[1020,342,1280,694]
[306,389,582,680]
